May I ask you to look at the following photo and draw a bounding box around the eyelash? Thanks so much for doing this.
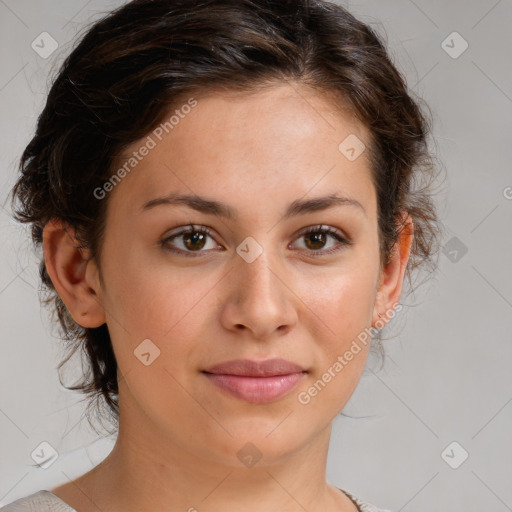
[160,224,351,258]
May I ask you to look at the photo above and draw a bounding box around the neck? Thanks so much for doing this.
[61,384,358,512]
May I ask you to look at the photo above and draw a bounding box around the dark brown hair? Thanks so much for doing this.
[10,0,442,433]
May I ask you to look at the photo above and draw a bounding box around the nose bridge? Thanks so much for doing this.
[222,237,297,338]
[237,242,282,304]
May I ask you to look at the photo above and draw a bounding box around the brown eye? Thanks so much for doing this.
[292,225,351,256]
[161,225,220,256]
[182,230,208,251]
[303,231,328,250]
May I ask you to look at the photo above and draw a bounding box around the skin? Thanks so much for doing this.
[44,82,413,512]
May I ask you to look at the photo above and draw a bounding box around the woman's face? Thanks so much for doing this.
[84,82,393,464]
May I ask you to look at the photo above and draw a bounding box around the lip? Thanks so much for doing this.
[204,358,305,377]
[202,358,307,403]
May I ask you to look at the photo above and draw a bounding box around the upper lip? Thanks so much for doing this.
[203,358,306,377]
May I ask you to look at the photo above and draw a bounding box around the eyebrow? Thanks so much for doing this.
[141,192,366,219]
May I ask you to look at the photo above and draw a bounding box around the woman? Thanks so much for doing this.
[4,0,440,510]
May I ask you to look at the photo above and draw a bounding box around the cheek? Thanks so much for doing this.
[99,243,222,373]
[294,271,376,417]
[100,234,209,333]
[297,260,379,346]
[290,260,378,413]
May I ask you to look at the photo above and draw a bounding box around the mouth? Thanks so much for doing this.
[202,358,307,404]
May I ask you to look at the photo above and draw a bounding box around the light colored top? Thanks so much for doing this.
[0,489,393,512]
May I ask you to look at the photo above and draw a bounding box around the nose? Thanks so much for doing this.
[219,247,298,340]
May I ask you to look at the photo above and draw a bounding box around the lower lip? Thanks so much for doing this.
[203,372,306,403]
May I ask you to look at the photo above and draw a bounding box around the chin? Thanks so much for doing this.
[202,414,320,468]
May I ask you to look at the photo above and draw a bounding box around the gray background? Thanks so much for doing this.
[1,1,511,510]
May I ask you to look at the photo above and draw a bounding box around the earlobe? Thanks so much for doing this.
[42,218,106,328]
[372,213,414,328]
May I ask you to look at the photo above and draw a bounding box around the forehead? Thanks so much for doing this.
[107,83,375,220]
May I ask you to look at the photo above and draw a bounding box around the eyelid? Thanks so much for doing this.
[164,223,214,239]
[295,224,350,242]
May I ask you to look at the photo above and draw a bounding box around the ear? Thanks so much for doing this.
[42,218,106,328]
[372,213,413,329]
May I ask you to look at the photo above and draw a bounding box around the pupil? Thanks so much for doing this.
[184,231,206,250]
[306,232,325,250]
